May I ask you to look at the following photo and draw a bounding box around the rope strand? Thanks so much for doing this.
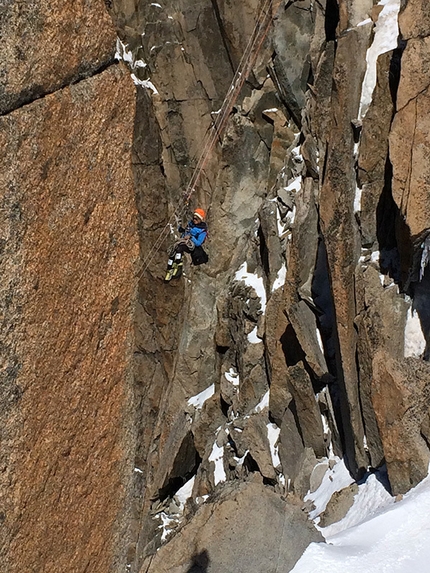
[136,0,283,281]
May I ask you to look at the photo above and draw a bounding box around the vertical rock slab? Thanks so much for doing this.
[372,351,430,495]
[319,27,372,476]
[0,0,116,114]
[0,65,138,573]
[389,36,430,243]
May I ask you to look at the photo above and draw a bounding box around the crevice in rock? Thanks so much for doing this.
[389,40,406,105]
[311,236,358,472]
[244,452,261,474]
[209,0,236,75]
[324,0,339,42]
[158,432,202,501]
[258,225,270,279]
[220,395,230,417]
[376,159,412,290]
[0,57,118,117]
[280,324,306,367]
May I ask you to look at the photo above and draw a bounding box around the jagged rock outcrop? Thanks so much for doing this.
[3,0,430,572]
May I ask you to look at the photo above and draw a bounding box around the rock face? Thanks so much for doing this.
[0,4,139,573]
[3,0,430,572]
[143,481,323,573]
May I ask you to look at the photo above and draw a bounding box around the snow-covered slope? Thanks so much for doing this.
[293,469,430,573]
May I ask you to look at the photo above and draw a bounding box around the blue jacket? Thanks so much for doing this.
[181,220,208,247]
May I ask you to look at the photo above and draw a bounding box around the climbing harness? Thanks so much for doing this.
[137,0,283,281]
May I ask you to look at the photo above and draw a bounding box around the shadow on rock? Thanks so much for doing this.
[187,550,209,572]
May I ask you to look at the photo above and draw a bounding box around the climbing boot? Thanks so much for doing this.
[164,267,175,282]
[171,261,183,279]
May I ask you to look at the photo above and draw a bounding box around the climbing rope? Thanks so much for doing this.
[137,0,283,280]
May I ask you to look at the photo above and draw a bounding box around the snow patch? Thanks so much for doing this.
[354,185,362,214]
[209,441,226,485]
[305,458,355,519]
[175,476,195,511]
[131,75,159,94]
[371,250,380,264]
[358,0,401,119]
[234,262,267,314]
[404,308,426,358]
[247,325,262,344]
[316,327,324,353]
[115,38,159,94]
[225,368,240,386]
[187,384,215,409]
[272,263,287,292]
[267,423,281,469]
[292,469,430,573]
[420,235,430,280]
[253,390,270,413]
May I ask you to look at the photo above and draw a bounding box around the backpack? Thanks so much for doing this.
[191,245,209,266]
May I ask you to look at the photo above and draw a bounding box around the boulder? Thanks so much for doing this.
[143,481,323,573]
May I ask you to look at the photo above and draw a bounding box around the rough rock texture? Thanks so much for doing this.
[4,0,430,571]
[0,3,139,572]
[0,64,138,573]
[372,351,430,495]
[143,481,323,573]
[0,0,116,114]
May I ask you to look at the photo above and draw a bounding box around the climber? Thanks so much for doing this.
[164,208,209,281]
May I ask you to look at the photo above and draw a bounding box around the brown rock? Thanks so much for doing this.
[319,483,358,527]
[144,481,323,573]
[389,38,430,241]
[319,26,372,477]
[279,407,305,483]
[237,414,277,480]
[355,265,408,467]
[399,0,430,39]
[288,364,326,458]
[358,52,395,245]
[0,64,138,572]
[0,0,116,114]
[372,351,430,495]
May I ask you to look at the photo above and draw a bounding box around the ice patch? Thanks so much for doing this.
[234,262,267,314]
[404,308,426,358]
[188,384,215,409]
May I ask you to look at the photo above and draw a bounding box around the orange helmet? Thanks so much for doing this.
[193,208,206,221]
